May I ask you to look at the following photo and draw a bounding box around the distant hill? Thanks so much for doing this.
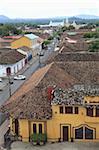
[0,14,99,24]
[76,14,99,19]
[0,15,10,22]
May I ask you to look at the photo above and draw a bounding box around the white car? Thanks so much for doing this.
[0,78,2,82]
[14,75,26,80]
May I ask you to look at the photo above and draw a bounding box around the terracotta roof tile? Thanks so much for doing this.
[0,49,25,64]
[0,62,77,119]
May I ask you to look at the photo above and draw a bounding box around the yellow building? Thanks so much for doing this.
[11,34,43,57]
[11,36,32,49]
[1,62,99,143]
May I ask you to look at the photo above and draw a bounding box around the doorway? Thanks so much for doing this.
[6,67,11,76]
[63,126,69,141]
[15,119,19,136]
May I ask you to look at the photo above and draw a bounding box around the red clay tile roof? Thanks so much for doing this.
[0,37,13,43]
[54,53,99,62]
[0,63,77,119]
[0,49,25,64]
[3,35,22,40]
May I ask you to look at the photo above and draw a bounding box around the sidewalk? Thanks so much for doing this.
[0,119,9,146]
[10,141,99,150]
[0,83,7,91]
[16,56,39,75]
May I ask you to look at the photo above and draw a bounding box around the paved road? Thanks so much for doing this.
[11,141,99,150]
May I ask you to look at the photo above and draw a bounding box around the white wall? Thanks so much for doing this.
[0,58,26,77]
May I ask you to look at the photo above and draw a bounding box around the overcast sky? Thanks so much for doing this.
[0,0,99,18]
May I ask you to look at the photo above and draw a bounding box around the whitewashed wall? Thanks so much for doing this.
[0,58,26,77]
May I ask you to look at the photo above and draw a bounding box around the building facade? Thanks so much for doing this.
[9,87,99,142]
[0,49,26,77]
[11,34,43,57]
[1,62,99,143]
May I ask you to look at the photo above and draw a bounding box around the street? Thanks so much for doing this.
[11,141,99,150]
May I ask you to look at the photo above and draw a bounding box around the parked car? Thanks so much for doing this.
[14,75,26,80]
[0,78,2,82]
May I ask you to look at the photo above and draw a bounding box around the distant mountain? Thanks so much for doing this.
[76,14,99,19]
[0,14,99,24]
[0,15,10,22]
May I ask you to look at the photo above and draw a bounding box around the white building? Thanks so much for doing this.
[0,49,26,77]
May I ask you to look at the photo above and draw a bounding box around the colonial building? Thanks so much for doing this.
[11,34,43,57]
[1,61,99,142]
[0,48,26,77]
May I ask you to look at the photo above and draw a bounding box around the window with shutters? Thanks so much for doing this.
[85,127,93,139]
[75,107,79,114]
[65,107,73,114]
[60,106,63,114]
[96,107,99,117]
[86,107,93,117]
[33,124,37,133]
[75,127,83,139]
[39,124,42,134]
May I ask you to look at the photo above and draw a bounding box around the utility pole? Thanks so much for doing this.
[8,75,11,97]
[38,54,41,67]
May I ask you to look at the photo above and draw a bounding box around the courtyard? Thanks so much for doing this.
[10,141,99,150]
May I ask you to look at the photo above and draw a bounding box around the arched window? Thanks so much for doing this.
[85,127,93,139]
[39,124,42,134]
[75,127,83,139]
[6,67,11,76]
[33,124,37,133]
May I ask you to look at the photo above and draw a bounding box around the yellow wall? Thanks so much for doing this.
[19,119,29,142]
[47,104,99,142]
[10,96,99,142]
[47,105,85,142]
[30,121,45,135]
[14,120,46,142]
[11,36,32,49]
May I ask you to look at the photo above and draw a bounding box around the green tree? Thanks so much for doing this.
[0,24,22,36]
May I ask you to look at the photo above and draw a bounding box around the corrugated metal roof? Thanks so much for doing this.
[24,34,38,40]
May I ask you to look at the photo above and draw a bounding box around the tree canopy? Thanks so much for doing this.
[0,24,22,36]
